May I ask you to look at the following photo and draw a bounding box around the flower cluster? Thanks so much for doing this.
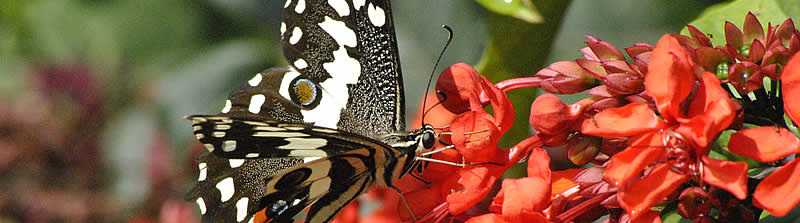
[335,12,800,223]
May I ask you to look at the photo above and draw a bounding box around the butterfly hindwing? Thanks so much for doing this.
[189,115,387,159]
[260,148,389,223]
[185,151,303,223]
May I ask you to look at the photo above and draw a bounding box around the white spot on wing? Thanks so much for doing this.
[213,131,226,138]
[253,126,283,131]
[223,140,237,152]
[248,73,262,87]
[295,0,306,13]
[204,144,214,152]
[289,149,328,157]
[367,3,386,27]
[214,124,231,130]
[280,22,287,34]
[301,75,351,129]
[323,47,361,84]
[318,17,357,47]
[294,58,308,69]
[236,197,250,222]
[303,157,320,163]
[246,153,259,158]
[194,133,204,140]
[248,94,266,114]
[252,132,310,137]
[312,128,339,134]
[196,198,207,214]
[281,126,306,131]
[229,159,245,168]
[197,163,207,181]
[277,138,328,149]
[289,27,303,45]
[279,70,301,101]
[216,177,235,202]
[284,0,292,8]
[328,0,350,16]
[221,100,232,113]
[353,0,365,9]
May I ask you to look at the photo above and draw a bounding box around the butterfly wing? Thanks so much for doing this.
[187,0,408,222]
[258,147,394,223]
[281,0,405,138]
[184,152,303,223]
[188,115,387,160]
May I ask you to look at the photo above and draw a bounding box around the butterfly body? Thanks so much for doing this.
[186,0,434,222]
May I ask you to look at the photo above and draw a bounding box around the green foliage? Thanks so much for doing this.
[475,0,543,24]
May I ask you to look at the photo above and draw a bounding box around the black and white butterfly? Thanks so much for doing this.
[185,0,440,222]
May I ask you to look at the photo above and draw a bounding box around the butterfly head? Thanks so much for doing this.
[405,124,437,156]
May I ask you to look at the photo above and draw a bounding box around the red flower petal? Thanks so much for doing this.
[551,169,582,200]
[604,131,666,187]
[582,102,666,138]
[646,35,696,122]
[584,36,626,61]
[535,61,596,94]
[690,74,737,142]
[729,127,800,162]
[782,52,800,124]
[530,94,583,136]
[630,211,662,223]
[465,214,508,223]
[498,177,550,221]
[700,156,748,199]
[725,21,745,49]
[479,76,515,133]
[436,63,482,113]
[447,165,507,214]
[619,164,689,220]
[753,159,800,216]
[450,110,505,163]
[743,12,765,44]
[527,147,551,181]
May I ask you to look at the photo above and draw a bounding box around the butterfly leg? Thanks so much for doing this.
[389,185,418,222]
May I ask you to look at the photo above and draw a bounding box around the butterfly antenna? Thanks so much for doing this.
[421,25,454,126]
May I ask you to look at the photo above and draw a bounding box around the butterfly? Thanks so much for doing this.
[185,0,439,222]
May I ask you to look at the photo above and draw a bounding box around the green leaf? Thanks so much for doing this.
[682,0,799,47]
[661,209,693,223]
[475,0,543,24]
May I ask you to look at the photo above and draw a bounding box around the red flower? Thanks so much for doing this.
[371,63,529,222]
[473,147,553,223]
[581,35,746,220]
[728,52,800,216]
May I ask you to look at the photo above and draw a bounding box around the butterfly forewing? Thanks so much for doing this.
[281,0,405,138]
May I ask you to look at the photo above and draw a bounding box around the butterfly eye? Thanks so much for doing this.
[421,131,435,149]
[289,77,322,109]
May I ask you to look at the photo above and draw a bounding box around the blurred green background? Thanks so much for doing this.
[0,0,717,222]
